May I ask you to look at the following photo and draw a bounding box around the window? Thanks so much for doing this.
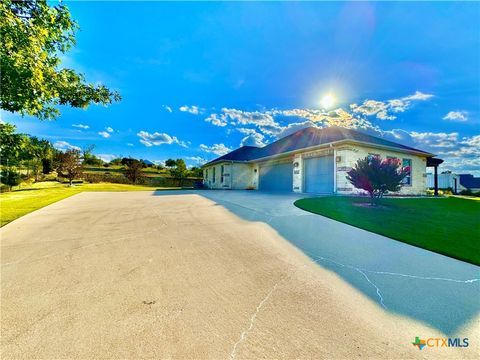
[402,159,412,185]
[212,167,216,183]
[221,165,224,183]
[205,169,209,182]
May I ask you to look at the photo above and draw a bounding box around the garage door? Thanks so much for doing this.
[259,161,293,192]
[304,155,334,194]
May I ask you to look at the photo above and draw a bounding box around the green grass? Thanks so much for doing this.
[294,196,480,266]
[0,182,179,227]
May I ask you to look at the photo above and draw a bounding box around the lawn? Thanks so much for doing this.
[294,196,480,266]
[0,182,179,227]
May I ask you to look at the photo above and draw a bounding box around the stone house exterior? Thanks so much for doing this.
[202,126,438,195]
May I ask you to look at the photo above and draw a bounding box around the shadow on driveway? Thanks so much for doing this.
[153,190,480,335]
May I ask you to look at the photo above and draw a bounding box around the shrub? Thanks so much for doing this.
[83,173,131,184]
[347,156,408,205]
[0,169,22,191]
[460,189,473,196]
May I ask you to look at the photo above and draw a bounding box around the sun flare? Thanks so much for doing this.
[321,93,336,109]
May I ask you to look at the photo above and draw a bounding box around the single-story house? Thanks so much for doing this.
[458,174,480,192]
[202,126,442,195]
[427,171,460,193]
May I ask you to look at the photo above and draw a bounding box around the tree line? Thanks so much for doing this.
[0,123,202,190]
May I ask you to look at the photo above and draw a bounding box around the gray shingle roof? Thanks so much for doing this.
[204,126,432,166]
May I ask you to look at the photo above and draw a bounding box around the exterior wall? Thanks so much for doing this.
[231,163,256,189]
[335,144,428,195]
[426,173,459,190]
[203,162,257,190]
[203,163,228,189]
[292,154,303,192]
[203,143,429,195]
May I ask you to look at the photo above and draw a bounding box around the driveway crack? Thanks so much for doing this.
[229,276,286,360]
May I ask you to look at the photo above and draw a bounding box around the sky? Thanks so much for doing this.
[2,1,480,174]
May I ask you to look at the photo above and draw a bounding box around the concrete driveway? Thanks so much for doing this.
[195,190,480,334]
[1,190,479,359]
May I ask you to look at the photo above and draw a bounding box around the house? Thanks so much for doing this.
[202,126,441,195]
[427,171,460,193]
[458,174,480,192]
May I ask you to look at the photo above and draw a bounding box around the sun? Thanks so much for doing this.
[321,93,336,109]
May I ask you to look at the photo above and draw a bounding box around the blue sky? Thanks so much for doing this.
[3,1,480,173]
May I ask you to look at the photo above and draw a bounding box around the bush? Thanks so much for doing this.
[0,169,22,191]
[83,173,131,184]
[347,156,408,205]
[460,189,473,196]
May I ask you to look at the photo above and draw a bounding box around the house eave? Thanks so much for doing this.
[245,139,434,163]
[201,159,245,168]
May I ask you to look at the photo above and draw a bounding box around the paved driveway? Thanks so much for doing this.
[1,190,479,359]
[195,190,480,335]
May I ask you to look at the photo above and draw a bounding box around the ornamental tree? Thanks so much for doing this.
[0,0,121,120]
[55,149,83,185]
[346,156,409,205]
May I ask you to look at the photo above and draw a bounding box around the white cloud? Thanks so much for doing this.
[402,91,434,101]
[153,160,165,166]
[199,143,232,156]
[97,154,117,162]
[383,129,480,174]
[179,105,203,115]
[53,141,81,151]
[185,156,207,165]
[351,91,434,120]
[127,143,134,147]
[105,127,114,133]
[205,113,228,127]
[72,124,89,129]
[163,105,173,113]
[137,131,188,148]
[222,108,280,128]
[98,131,111,138]
[238,128,266,147]
[443,111,467,122]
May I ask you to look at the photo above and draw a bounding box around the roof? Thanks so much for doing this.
[459,174,480,189]
[204,126,433,166]
[204,146,262,166]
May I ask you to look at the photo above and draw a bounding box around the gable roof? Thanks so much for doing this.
[459,174,480,189]
[204,126,433,166]
[204,146,262,165]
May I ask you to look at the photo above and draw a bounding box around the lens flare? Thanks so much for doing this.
[321,94,336,109]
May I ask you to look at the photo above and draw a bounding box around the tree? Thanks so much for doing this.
[124,159,144,184]
[346,156,409,205]
[170,159,188,186]
[55,149,83,185]
[81,144,102,166]
[189,166,203,178]
[165,159,177,168]
[0,0,121,120]
[0,169,22,191]
[109,158,122,166]
[42,158,53,174]
[0,123,27,166]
